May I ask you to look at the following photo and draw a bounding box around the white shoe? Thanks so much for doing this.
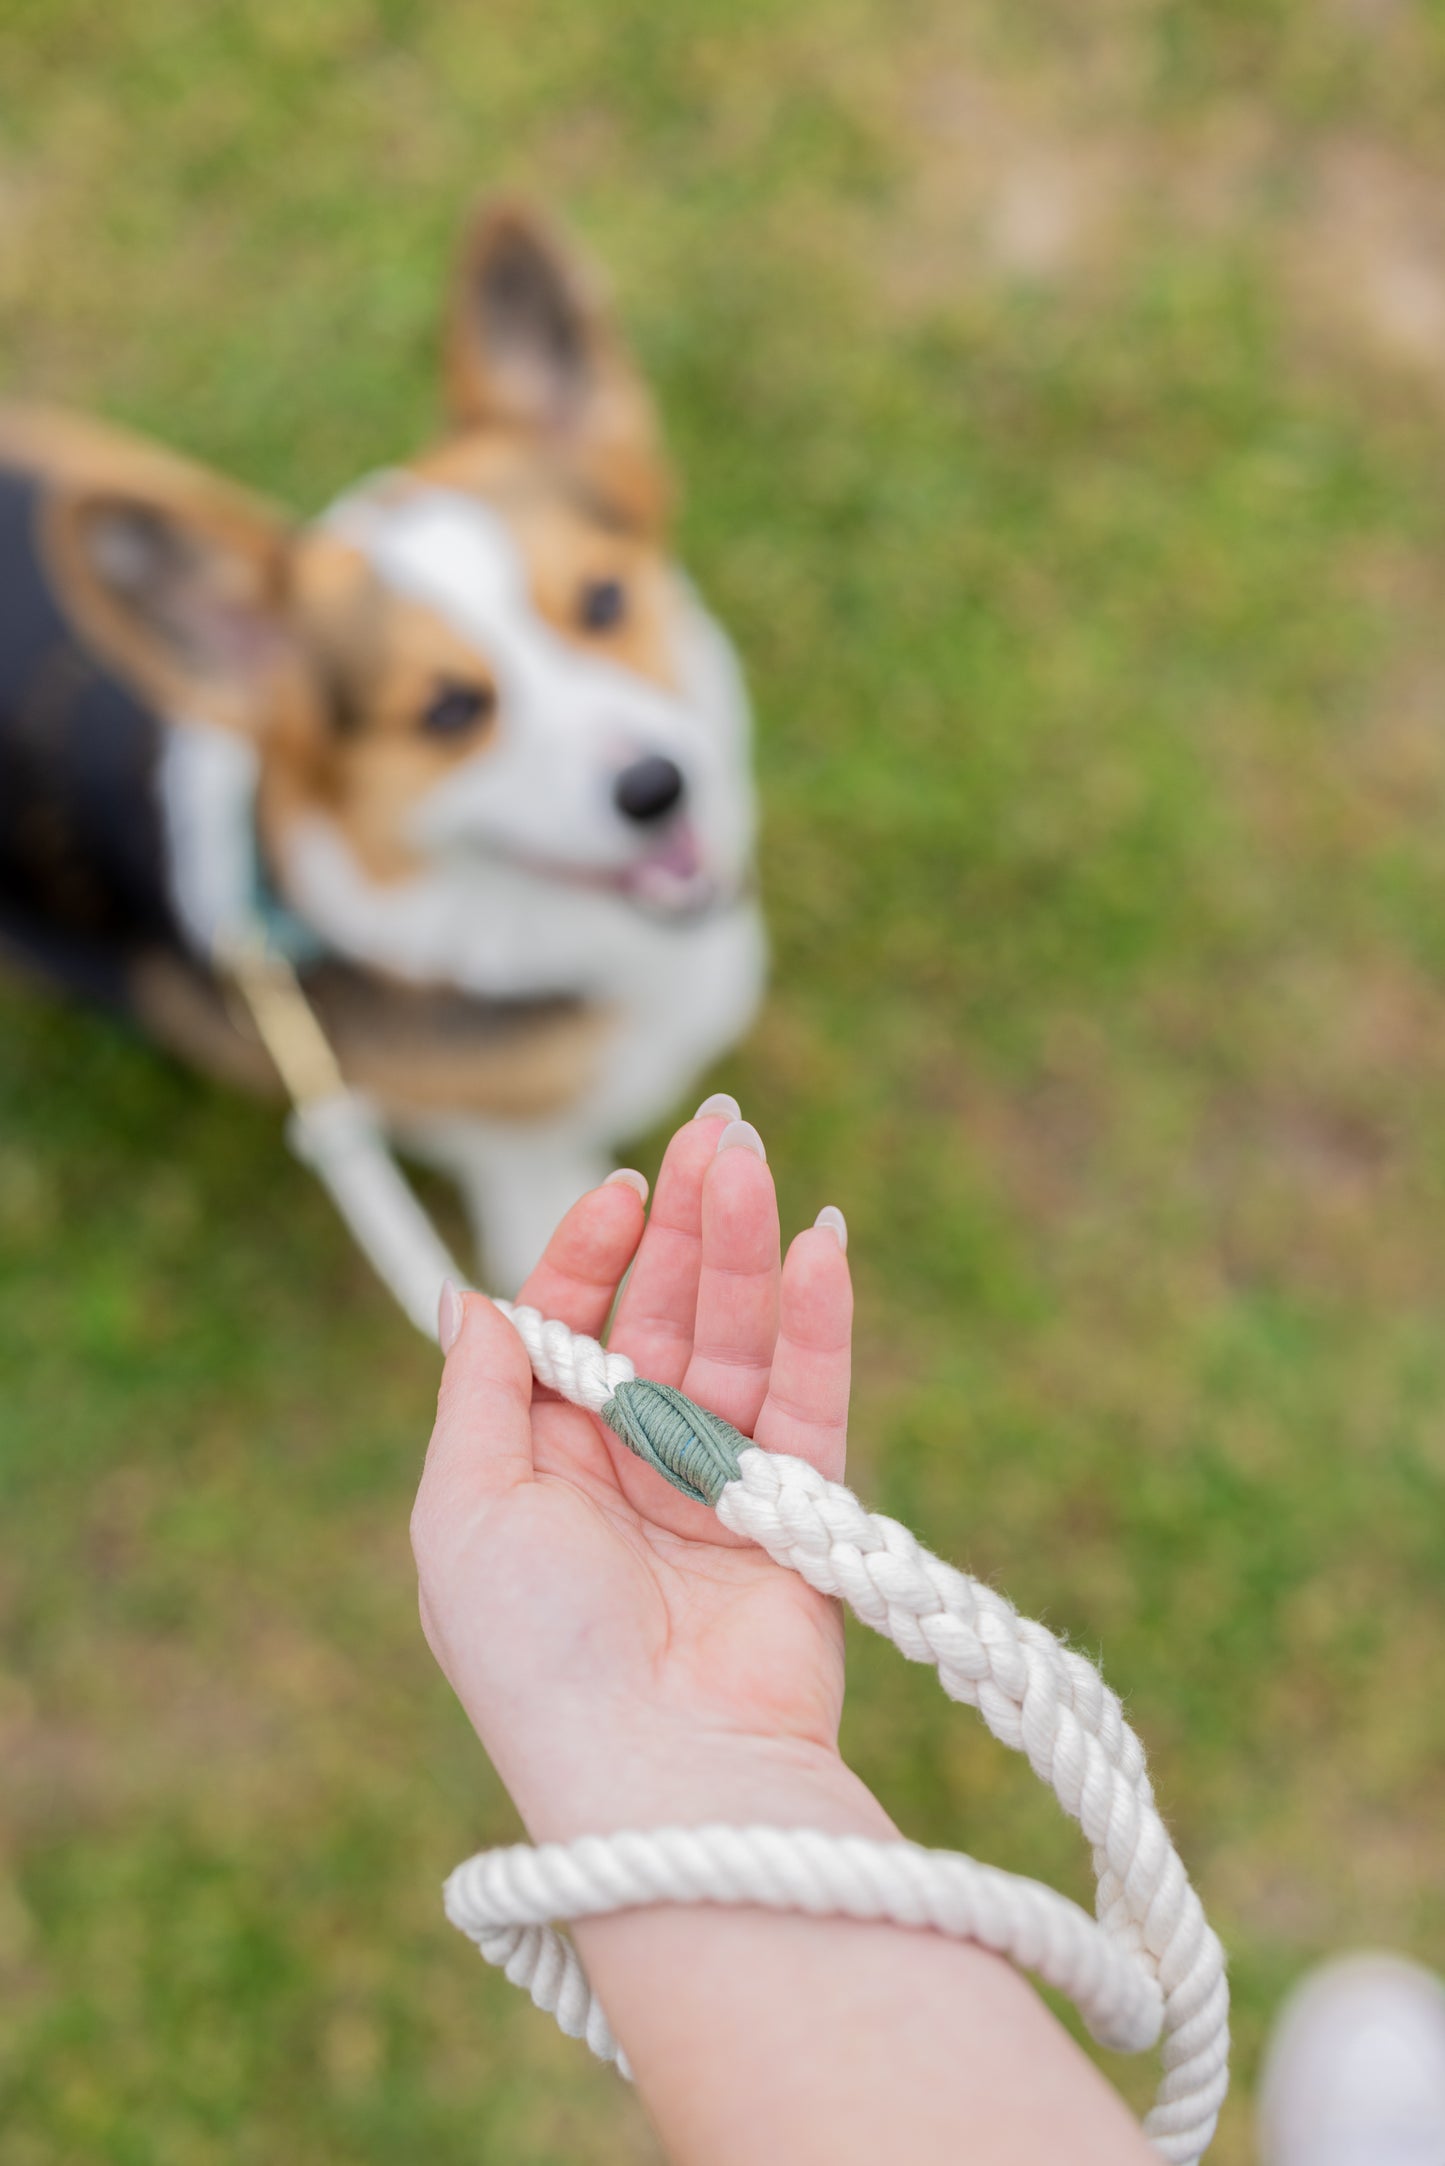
[1259,1952,1445,2166]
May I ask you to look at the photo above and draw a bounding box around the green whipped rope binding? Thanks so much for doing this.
[600,1379,748,1507]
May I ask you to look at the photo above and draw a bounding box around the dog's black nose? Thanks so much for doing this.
[614,755,685,824]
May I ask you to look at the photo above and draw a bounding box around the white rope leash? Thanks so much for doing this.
[448,1306,1231,2164]
[219,948,1229,2163]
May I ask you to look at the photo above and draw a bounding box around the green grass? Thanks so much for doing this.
[5,5,1445,2160]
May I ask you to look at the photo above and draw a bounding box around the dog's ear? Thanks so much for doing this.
[48,460,309,734]
[444,197,671,526]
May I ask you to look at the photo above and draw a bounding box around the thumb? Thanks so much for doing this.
[413,1288,535,1567]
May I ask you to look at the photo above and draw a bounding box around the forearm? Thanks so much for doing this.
[510,1734,1156,2166]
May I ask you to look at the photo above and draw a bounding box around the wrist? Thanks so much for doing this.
[498,1719,897,1848]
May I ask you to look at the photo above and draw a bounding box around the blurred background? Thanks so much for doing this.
[3,3,1445,2160]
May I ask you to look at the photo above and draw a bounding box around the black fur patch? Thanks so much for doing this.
[0,465,181,993]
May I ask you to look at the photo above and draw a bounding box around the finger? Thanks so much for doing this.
[418,1291,534,1525]
[514,1173,648,1340]
[751,1219,853,1482]
[682,1127,782,1435]
[610,1098,739,1384]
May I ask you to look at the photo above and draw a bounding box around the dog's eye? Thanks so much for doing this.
[421,680,495,737]
[578,578,626,633]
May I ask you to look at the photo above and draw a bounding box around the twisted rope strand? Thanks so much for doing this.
[445,1827,1164,2055]
[717,1446,1229,2159]
[493,1300,635,1410]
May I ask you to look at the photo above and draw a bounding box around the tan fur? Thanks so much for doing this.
[270,529,505,885]
[0,406,320,743]
[131,947,613,1118]
[443,198,672,532]
[406,437,680,687]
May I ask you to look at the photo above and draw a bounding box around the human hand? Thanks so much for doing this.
[414,1109,1167,2166]
[412,1103,893,1846]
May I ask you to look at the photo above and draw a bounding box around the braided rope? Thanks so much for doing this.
[446,1316,1230,2165]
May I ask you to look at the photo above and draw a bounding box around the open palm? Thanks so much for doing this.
[412,1107,856,1843]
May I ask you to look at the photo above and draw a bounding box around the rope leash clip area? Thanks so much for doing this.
[222,938,1230,2165]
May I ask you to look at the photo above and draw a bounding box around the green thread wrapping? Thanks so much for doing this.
[599,1380,748,1507]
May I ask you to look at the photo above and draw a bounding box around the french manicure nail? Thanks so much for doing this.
[695,1091,742,1122]
[814,1205,848,1253]
[717,1118,766,1161]
[438,1277,465,1354]
[604,1167,649,1204]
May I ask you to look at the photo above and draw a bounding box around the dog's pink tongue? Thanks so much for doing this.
[633,821,704,904]
[653,825,701,879]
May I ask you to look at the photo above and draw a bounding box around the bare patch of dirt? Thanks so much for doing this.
[866,36,1445,402]
[1285,136,1445,385]
[888,71,1136,306]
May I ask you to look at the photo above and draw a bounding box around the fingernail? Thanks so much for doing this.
[603,1167,649,1204]
[695,1091,742,1122]
[814,1205,848,1253]
[717,1118,766,1161]
[438,1277,465,1354]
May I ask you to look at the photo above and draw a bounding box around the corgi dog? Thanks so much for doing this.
[0,200,765,1291]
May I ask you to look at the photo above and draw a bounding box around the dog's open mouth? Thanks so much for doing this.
[495,821,719,916]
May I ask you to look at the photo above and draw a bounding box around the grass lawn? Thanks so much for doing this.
[4,4,1445,2159]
